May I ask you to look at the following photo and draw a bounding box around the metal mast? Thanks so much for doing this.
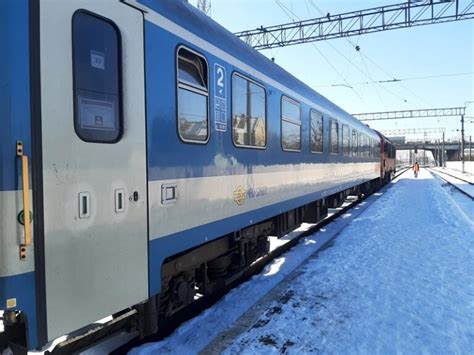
[379,128,446,136]
[197,0,211,16]
[234,0,474,50]
[352,107,466,121]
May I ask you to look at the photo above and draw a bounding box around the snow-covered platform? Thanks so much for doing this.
[132,170,473,354]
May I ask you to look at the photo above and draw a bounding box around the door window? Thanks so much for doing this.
[72,11,122,143]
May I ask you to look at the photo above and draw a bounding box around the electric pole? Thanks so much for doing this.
[470,135,472,162]
[197,0,211,16]
[461,113,465,173]
[442,132,445,168]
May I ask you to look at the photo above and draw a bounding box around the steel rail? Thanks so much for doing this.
[430,169,474,185]
[428,168,474,200]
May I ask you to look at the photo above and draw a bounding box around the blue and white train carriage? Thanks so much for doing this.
[0,0,385,351]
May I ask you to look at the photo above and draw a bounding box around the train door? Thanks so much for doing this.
[39,1,148,341]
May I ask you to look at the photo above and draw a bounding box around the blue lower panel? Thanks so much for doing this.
[148,179,369,295]
[0,272,37,349]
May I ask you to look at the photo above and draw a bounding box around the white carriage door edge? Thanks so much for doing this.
[40,0,148,340]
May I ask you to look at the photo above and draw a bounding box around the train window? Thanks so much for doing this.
[361,134,366,157]
[310,110,323,153]
[177,47,209,143]
[232,73,266,148]
[364,136,368,157]
[356,132,361,157]
[330,119,339,154]
[352,130,358,157]
[72,11,122,143]
[281,96,301,151]
[363,135,368,157]
[342,125,350,156]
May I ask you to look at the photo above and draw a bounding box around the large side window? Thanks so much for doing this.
[352,130,358,157]
[342,125,350,156]
[357,132,362,157]
[364,135,369,157]
[72,11,122,143]
[177,47,209,143]
[232,74,266,148]
[330,119,339,154]
[310,110,323,153]
[281,97,301,151]
[362,134,367,158]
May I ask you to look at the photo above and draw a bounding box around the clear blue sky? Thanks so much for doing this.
[192,0,474,142]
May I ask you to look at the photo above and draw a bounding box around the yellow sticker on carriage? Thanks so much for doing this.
[6,298,17,309]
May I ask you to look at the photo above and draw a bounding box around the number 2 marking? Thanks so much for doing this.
[216,67,224,88]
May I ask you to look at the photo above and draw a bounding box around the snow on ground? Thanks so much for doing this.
[445,161,474,176]
[431,166,474,186]
[132,169,473,354]
[430,172,474,222]
[215,169,474,354]
[130,185,391,354]
[435,173,474,197]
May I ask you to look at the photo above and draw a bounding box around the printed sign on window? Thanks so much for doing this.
[78,96,115,131]
[90,50,105,70]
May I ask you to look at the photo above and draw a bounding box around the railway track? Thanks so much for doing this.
[109,169,409,354]
[428,168,474,200]
[431,169,474,185]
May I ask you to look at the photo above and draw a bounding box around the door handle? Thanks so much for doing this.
[115,189,125,213]
[16,141,31,260]
[79,192,91,218]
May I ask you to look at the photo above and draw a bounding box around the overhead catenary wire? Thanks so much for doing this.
[305,0,435,109]
[316,72,474,87]
[296,0,413,108]
[356,50,435,108]
[358,53,388,111]
[274,0,367,105]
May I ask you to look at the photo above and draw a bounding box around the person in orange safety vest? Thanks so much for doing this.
[413,161,420,178]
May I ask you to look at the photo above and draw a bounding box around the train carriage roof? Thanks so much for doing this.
[138,0,376,136]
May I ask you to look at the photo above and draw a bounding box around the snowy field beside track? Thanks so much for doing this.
[132,169,474,354]
[430,171,473,221]
[445,161,474,175]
